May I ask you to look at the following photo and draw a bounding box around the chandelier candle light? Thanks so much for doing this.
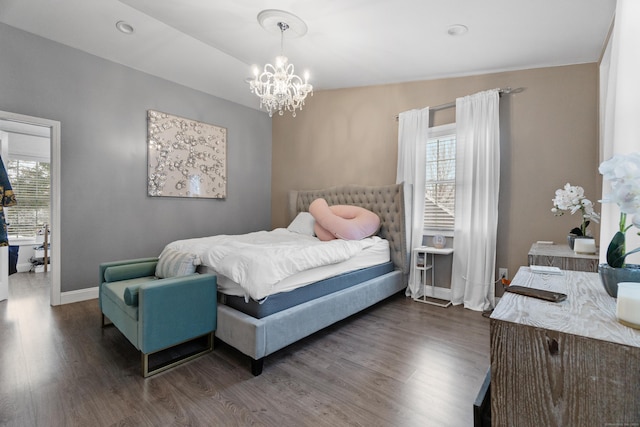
[249,10,313,117]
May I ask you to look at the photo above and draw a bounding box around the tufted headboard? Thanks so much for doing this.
[288,183,409,274]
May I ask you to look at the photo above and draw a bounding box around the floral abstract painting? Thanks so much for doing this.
[147,110,227,198]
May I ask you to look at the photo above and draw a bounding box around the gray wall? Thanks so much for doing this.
[0,22,272,292]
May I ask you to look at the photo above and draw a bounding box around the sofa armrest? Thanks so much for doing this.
[138,273,217,354]
[99,257,159,283]
[104,262,158,284]
[99,258,159,311]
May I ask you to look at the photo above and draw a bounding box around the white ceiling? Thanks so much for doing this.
[0,0,616,111]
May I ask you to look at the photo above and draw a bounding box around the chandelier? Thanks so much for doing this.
[249,11,313,117]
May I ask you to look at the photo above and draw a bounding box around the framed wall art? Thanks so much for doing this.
[147,110,227,198]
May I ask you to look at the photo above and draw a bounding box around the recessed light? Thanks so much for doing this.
[116,21,135,35]
[447,24,468,36]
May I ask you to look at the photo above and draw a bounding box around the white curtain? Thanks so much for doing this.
[451,89,500,311]
[599,0,640,264]
[396,107,430,298]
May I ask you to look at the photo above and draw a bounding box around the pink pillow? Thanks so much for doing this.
[309,198,381,241]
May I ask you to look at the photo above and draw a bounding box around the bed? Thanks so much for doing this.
[167,183,409,375]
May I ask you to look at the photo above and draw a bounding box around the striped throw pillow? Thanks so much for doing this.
[155,248,201,278]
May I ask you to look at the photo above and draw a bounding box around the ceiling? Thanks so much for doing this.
[0,0,616,111]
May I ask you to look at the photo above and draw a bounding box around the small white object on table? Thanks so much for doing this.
[617,282,640,329]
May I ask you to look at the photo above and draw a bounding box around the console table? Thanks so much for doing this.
[490,267,640,426]
[528,242,599,272]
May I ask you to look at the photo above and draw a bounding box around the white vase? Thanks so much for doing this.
[573,237,596,254]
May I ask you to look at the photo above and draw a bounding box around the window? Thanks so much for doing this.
[5,159,50,238]
[424,124,456,231]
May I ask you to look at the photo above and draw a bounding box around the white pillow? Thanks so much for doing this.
[155,248,201,278]
[286,212,316,236]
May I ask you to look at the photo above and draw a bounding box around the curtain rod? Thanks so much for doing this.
[395,87,513,121]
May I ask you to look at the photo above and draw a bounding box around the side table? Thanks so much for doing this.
[412,246,454,307]
[527,242,599,272]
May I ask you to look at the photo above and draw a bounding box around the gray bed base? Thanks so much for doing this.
[216,270,405,375]
[214,183,410,375]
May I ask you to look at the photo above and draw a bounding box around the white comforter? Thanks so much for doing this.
[164,228,382,301]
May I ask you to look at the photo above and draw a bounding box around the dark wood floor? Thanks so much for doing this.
[0,273,490,426]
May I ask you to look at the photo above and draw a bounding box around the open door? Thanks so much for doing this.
[0,111,60,305]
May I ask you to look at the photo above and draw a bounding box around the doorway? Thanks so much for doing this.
[0,110,61,305]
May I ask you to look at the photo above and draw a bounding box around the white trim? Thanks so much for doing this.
[0,247,7,301]
[0,110,61,306]
[60,286,98,305]
[424,229,455,238]
[428,122,456,137]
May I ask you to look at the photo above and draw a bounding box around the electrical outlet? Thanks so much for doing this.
[499,268,508,280]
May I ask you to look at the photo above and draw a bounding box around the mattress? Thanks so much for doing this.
[198,235,390,298]
[221,261,395,318]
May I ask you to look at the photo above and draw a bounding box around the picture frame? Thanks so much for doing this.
[147,110,227,198]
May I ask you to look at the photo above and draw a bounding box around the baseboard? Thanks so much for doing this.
[60,286,98,304]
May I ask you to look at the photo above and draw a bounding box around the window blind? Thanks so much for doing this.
[424,134,456,230]
[5,160,50,238]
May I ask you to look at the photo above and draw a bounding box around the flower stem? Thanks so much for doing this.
[619,212,627,233]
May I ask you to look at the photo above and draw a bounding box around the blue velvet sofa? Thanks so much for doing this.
[99,257,217,377]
